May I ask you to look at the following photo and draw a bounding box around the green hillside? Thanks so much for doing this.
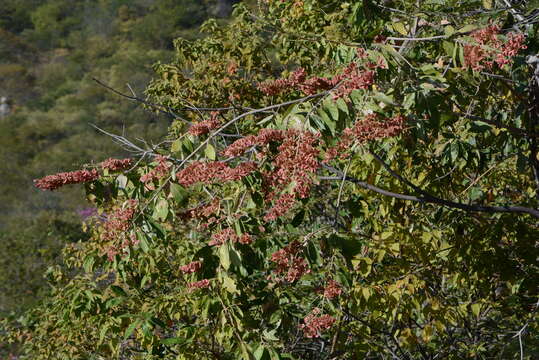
[0,0,236,318]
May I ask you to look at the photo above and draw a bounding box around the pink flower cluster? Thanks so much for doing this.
[34,169,100,191]
[266,130,320,199]
[141,156,171,183]
[176,161,257,187]
[187,279,211,291]
[188,111,221,136]
[299,308,335,338]
[464,25,526,70]
[102,200,139,260]
[223,129,321,221]
[258,50,381,99]
[208,228,254,246]
[264,131,320,220]
[270,241,310,282]
[180,260,202,274]
[323,279,342,299]
[180,199,221,220]
[264,193,296,222]
[325,114,406,162]
[101,158,132,172]
[209,228,236,246]
[221,129,286,158]
[102,200,138,240]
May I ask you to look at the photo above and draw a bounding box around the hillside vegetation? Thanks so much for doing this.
[0,0,237,317]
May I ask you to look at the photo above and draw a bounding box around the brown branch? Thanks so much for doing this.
[92,77,186,121]
[321,164,539,218]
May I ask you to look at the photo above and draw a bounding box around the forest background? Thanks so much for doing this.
[0,0,236,319]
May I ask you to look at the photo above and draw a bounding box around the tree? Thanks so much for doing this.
[3,1,538,359]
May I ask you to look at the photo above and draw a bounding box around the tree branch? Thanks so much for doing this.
[92,77,186,121]
[321,164,539,218]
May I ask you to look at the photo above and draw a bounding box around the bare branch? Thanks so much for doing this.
[92,78,187,121]
[321,164,539,218]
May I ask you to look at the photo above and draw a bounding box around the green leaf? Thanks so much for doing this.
[222,275,239,294]
[254,346,271,360]
[205,144,216,160]
[170,183,188,205]
[324,100,339,121]
[124,319,141,340]
[471,303,481,318]
[137,232,150,253]
[116,174,128,189]
[152,199,169,221]
[457,24,479,34]
[219,243,231,270]
[111,285,127,297]
[147,218,167,239]
[161,337,187,345]
[373,92,396,106]
[83,256,95,273]
[316,111,335,134]
[171,139,182,153]
[336,97,349,116]
[392,22,407,35]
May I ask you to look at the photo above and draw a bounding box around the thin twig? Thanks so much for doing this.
[92,78,187,121]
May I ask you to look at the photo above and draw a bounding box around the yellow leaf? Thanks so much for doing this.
[393,22,408,36]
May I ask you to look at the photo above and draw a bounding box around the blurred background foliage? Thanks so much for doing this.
[0,0,238,318]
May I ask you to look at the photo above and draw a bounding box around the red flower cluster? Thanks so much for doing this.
[180,261,202,274]
[101,158,132,172]
[102,200,139,260]
[102,200,138,239]
[258,50,380,99]
[176,161,257,187]
[221,129,286,158]
[209,228,236,246]
[266,130,320,199]
[464,25,526,70]
[299,308,335,338]
[270,241,310,282]
[264,193,296,222]
[180,199,221,220]
[34,169,99,191]
[141,156,171,183]
[260,130,321,220]
[323,279,343,299]
[224,128,321,221]
[239,233,253,244]
[332,63,375,99]
[187,279,211,291]
[208,228,254,246]
[325,114,406,162]
[188,111,221,136]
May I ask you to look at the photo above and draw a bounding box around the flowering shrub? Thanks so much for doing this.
[34,169,99,191]
[140,155,171,183]
[258,54,380,99]
[188,111,221,136]
[464,24,527,70]
[179,260,202,274]
[100,158,132,171]
[9,2,539,360]
[299,308,336,338]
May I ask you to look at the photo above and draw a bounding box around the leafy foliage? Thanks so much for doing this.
[3,1,539,359]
